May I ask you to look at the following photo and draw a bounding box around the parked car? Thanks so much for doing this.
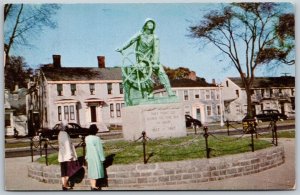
[38,123,91,139]
[185,115,202,128]
[255,109,288,122]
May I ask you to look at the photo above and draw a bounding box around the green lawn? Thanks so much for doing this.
[38,134,273,165]
[258,130,295,139]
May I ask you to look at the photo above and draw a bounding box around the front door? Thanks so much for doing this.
[280,103,285,114]
[90,106,97,122]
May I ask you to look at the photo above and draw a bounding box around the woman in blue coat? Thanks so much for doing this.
[85,125,105,190]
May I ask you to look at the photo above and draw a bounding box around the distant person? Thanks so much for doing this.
[85,125,105,190]
[58,120,77,191]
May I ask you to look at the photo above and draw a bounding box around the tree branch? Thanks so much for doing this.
[6,4,24,59]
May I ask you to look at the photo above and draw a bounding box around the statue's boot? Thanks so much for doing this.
[158,72,176,97]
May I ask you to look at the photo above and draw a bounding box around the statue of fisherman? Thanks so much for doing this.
[116,18,175,99]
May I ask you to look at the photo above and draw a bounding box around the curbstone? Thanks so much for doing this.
[27,145,285,187]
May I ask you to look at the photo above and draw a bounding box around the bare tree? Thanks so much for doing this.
[4,4,13,21]
[4,4,60,62]
[189,3,295,117]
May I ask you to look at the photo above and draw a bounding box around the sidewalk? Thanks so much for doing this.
[4,138,296,191]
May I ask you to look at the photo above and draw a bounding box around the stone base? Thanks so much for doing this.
[131,96,179,106]
[121,103,186,140]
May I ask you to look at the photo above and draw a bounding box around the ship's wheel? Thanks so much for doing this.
[121,51,154,91]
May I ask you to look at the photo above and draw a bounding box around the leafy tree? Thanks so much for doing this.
[4,4,60,62]
[5,56,33,91]
[164,66,192,80]
[189,3,295,117]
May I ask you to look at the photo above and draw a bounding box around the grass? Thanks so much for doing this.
[5,142,31,148]
[258,130,295,139]
[37,134,273,165]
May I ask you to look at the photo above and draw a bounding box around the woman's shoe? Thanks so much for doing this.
[62,185,73,191]
[91,187,101,191]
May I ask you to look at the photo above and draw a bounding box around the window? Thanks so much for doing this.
[217,105,221,115]
[225,105,231,114]
[206,106,212,116]
[236,90,239,98]
[195,94,199,99]
[70,105,75,120]
[261,89,265,97]
[64,106,69,120]
[291,97,295,110]
[291,88,295,96]
[107,83,112,94]
[89,83,95,95]
[58,106,62,121]
[184,90,189,101]
[119,83,123,94]
[236,105,241,113]
[243,105,247,114]
[116,103,121,117]
[5,114,10,127]
[57,84,63,96]
[211,90,215,99]
[70,84,76,95]
[270,89,273,97]
[216,90,220,100]
[205,90,211,100]
[110,104,114,118]
[226,81,229,87]
[44,108,47,122]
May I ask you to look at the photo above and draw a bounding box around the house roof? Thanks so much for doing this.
[228,76,295,88]
[169,78,216,88]
[154,78,216,90]
[41,66,122,81]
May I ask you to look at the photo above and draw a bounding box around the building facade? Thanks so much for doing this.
[222,77,295,121]
[5,86,28,136]
[155,79,224,124]
[34,55,124,132]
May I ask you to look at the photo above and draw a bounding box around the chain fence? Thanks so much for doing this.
[30,119,279,165]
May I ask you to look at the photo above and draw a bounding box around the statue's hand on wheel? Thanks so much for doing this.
[115,48,123,54]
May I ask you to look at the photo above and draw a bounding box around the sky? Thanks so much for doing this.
[3,1,296,84]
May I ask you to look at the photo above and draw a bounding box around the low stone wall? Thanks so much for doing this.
[28,145,284,187]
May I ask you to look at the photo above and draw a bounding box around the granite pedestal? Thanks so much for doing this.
[121,103,186,140]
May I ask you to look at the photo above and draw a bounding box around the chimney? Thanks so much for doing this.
[212,79,216,85]
[97,56,105,68]
[53,55,61,68]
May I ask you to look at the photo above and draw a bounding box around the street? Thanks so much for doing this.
[5,123,295,158]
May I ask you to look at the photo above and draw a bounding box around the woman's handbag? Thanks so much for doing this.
[67,160,82,177]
